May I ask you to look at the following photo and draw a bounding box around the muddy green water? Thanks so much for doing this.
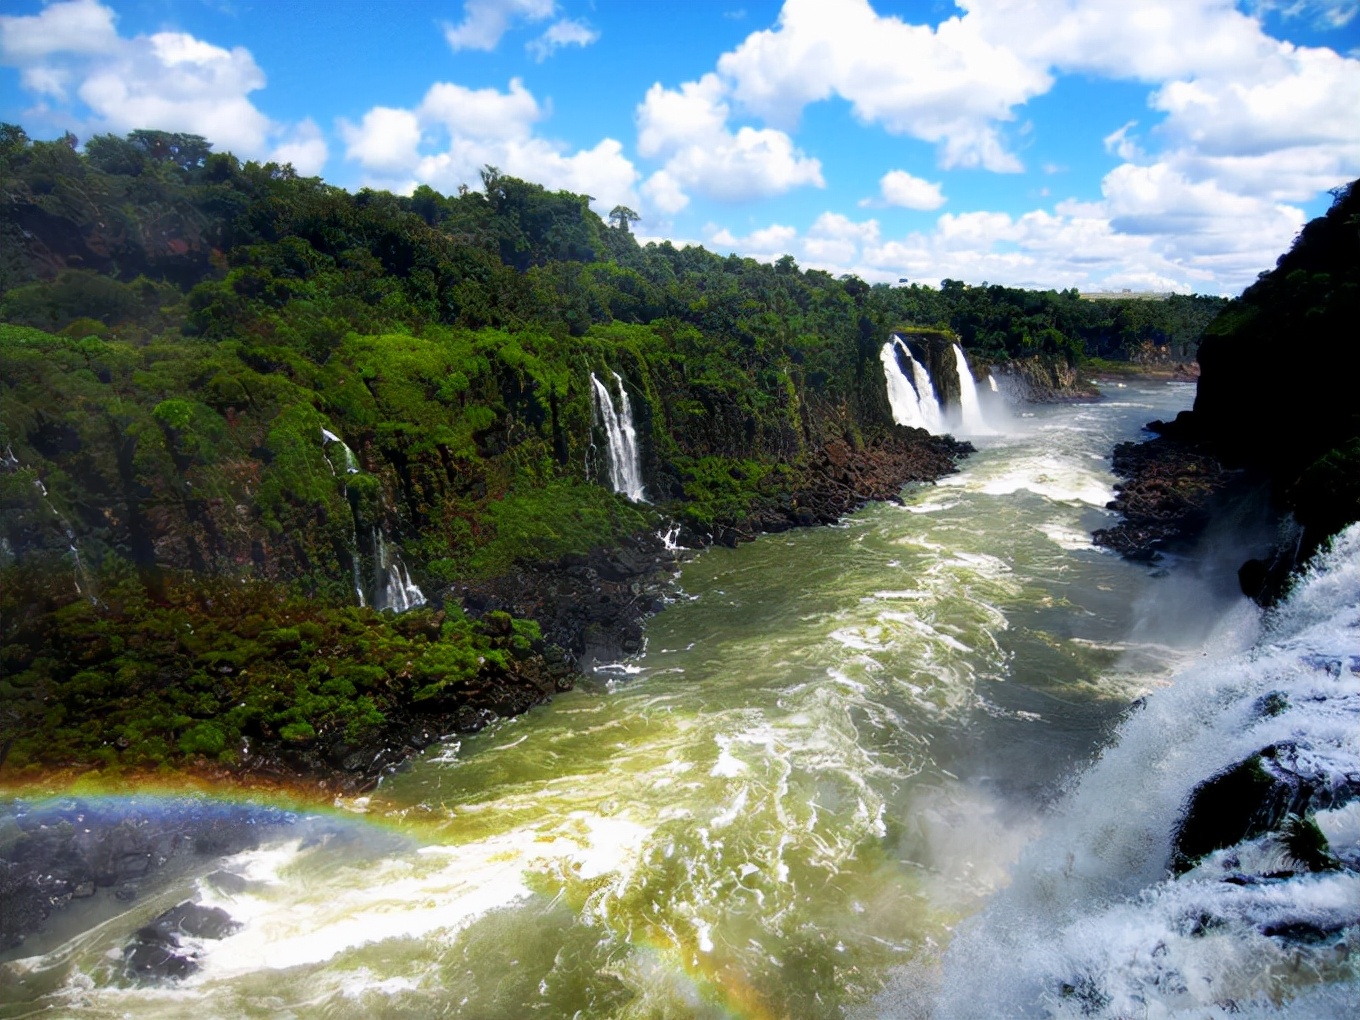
[6,382,1261,1019]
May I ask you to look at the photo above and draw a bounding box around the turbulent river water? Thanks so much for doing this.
[4,381,1357,1018]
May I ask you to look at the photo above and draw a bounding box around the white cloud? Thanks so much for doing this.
[705,150,1308,296]
[634,74,823,211]
[715,0,1047,171]
[874,170,946,210]
[269,119,328,176]
[707,223,800,262]
[341,79,638,214]
[0,0,327,171]
[442,0,554,52]
[527,17,599,61]
[339,107,422,174]
[418,78,541,140]
[642,169,690,214]
[1247,0,1359,29]
[0,0,117,61]
[638,0,1358,294]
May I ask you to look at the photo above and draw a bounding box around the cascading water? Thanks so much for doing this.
[373,531,426,613]
[905,340,946,433]
[322,428,367,606]
[7,382,1355,1018]
[923,525,1360,1018]
[2,445,97,602]
[880,336,945,434]
[590,371,646,501]
[952,343,990,434]
[880,340,928,430]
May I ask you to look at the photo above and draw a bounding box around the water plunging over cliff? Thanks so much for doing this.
[373,531,426,612]
[10,384,1353,1018]
[880,336,945,434]
[924,523,1360,1018]
[907,341,946,433]
[952,343,990,434]
[591,371,646,501]
[880,340,929,430]
[322,428,367,606]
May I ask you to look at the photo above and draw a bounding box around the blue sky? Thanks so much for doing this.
[2,0,1358,294]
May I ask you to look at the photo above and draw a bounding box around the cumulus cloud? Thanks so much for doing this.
[442,0,555,52]
[638,0,1359,293]
[634,73,823,211]
[705,152,1308,296]
[0,0,327,173]
[527,18,599,61]
[339,78,638,214]
[442,0,599,59]
[871,170,946,210]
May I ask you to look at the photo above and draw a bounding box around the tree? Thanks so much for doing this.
[608,205,640,233]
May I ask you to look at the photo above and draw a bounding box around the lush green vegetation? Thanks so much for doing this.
[0,564,538,771]
[0,125,1230,776]
[1189,180,1360,544]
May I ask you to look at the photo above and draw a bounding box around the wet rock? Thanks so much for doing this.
[1092,436,1230,560]
[0,800,293,950]
[122,901,241,983]
[1171,744,1360,873]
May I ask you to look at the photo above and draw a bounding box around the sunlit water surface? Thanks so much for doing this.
[7,382,1317,1019]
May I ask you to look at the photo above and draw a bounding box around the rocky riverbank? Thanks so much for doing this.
[450,427,970,669]
[1092,432,1232,560]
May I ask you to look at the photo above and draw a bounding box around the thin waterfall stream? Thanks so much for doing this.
[3,381,1355,1019]
[591,371,646,501]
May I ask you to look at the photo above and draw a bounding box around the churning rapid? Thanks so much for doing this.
[3,383,1357,1018]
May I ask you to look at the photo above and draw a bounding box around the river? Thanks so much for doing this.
[3,380,1356,1018]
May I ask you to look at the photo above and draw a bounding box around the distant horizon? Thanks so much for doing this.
[3,0,1358,297]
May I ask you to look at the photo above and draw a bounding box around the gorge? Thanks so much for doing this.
[1,129,1357,1017]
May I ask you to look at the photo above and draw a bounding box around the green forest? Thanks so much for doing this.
[0,126,1241,778]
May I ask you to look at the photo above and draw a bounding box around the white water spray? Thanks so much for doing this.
[881,337,947,435]
[374,531,426,613]
[591,372,646,501]
[952,343,990,434]
[906,342,946,433]
[925,525,1360,1018]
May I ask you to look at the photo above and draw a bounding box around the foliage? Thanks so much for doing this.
[0,569,526,772]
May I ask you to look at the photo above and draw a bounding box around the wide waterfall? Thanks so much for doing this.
[952,343,990,434]
[590,371,646,501]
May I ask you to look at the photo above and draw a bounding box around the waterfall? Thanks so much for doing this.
[321,428,359,474]
[951,344,989,434]
[880,341,927,430]
[929,524,1360,1018]
[591,372,646,502]
[658,522,683,552]
[3,447,97,602]
[881,337,946,435]
[321,428,367,606]
[905,341,946,434]
[374,531,426,613]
